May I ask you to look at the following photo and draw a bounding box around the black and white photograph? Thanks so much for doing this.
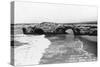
[11,1,97,66]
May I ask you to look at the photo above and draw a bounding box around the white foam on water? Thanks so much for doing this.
[14,34,51,66]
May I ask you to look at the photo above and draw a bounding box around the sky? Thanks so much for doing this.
[14,1,98,24]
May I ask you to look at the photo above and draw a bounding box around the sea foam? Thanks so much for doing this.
[14,34,51,66]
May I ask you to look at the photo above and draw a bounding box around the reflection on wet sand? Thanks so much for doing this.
[40,34,97,64]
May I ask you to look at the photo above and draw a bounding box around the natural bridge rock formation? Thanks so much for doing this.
[22,22,97,35]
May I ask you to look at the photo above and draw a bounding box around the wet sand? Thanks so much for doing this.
[40,34,97,64]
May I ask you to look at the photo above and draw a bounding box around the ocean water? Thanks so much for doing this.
[13,34,97,65]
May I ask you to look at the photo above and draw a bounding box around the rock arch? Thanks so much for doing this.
[34,28,44,35]
[55,27,66,34]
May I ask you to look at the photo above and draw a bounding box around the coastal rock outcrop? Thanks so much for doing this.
[22,22,97,36]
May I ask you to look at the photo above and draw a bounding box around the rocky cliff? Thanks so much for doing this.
[22,22,97,36]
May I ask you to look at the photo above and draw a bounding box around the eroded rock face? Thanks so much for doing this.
[22,22,72,34]
[73,25,97,35]
[22,22,97,35]
[22,26,35,34]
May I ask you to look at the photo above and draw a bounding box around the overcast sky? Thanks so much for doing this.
[14,1,97,24]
